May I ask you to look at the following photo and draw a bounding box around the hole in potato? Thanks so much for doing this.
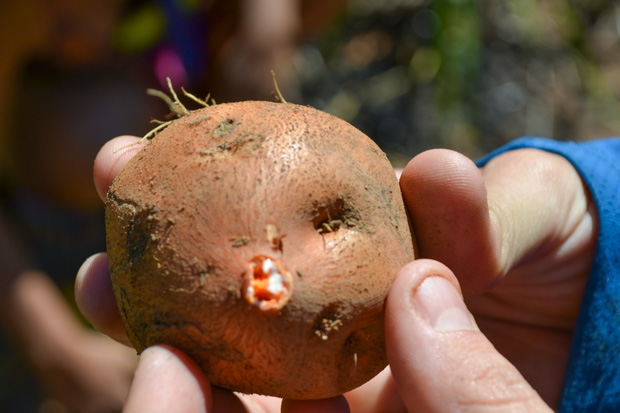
[313,197,358,234]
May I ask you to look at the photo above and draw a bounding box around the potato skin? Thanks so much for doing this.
[105,101,415,399]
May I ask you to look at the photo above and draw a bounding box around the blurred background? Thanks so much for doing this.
[299,0,620,163]
[0,0,618,412]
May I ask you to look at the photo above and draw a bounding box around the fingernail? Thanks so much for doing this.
[412,277,476,331]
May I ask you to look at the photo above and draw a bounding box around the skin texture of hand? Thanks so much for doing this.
[77,136,597,412]
[399,148,597,409]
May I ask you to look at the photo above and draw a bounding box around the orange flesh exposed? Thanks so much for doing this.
[244,255,293,310]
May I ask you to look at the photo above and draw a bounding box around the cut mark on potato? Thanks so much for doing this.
[243,255,292,311]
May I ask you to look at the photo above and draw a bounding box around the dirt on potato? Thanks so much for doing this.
[105,100,415,399]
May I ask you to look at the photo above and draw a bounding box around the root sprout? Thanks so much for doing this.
[271,70,288,104]
[114,77,212,153]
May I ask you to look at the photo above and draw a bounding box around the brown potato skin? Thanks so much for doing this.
[105,101,415,399]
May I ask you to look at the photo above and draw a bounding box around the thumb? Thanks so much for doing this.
[93,136,145,202]
[385,260,551,412]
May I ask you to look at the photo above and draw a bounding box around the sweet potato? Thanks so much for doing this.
[105,100,415,399]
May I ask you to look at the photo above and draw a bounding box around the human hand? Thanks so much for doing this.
[77,138,596,412]
[380,148,596,411]
[33,327,137,413]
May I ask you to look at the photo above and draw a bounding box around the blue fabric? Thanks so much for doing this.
[476,137,620,412]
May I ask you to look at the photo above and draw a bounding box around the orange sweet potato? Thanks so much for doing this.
[105,100,415,399]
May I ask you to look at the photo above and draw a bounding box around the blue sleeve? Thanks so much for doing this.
[477,137,620,412]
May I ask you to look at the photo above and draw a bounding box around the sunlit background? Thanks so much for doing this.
[0,0,619,411]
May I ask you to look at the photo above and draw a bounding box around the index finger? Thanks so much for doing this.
[94,136,147,201]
